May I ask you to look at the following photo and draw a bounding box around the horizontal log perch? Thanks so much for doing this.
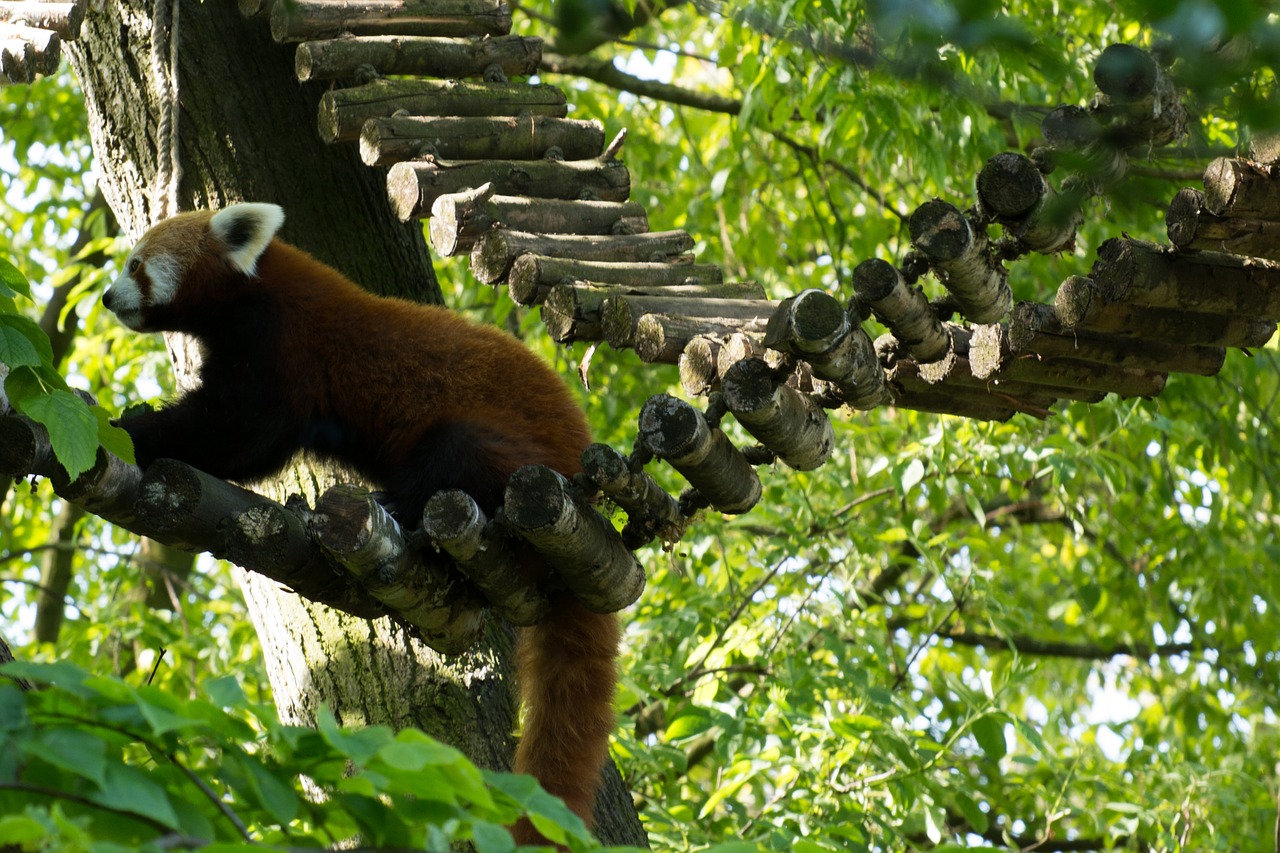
[722,357,834,471]
[296,34,541,82]
[513,256,726,306]
[390,156,629,221]
[422,489,548,626]
[433,185,644,258]
[580,442,687,547]
[539,305,601,343]
[679,335,724,396]
[0,22,58,83]
[1089,43,1186,148]
[886,385,1021,422]
[473,225,691,285]
[908,199,1012,323]
[271,0,511,43]
[1166,187,1280,260]
[976,152,1079,254]
[1091,237,1280,319]
[1037,105,1127,188]
[320,78,566,143]
[0,2,81,39]
[999,302,1225,377]
[638,394,761,515]
[764,289,889,409]
[1057,274,1278,349]
[887,358,1061,416]
[503,464,646,614]
[0,413,145,529]
[543,281,757,344]
[601,295,774,351]
[363,114,603,167]
[972,349,1166,399]
[470,228,688,284]
[633,314,768,364]
[313,484,486,654]
[0,414,413,625]
[1202,157,1280,220]
[852,258,949,362]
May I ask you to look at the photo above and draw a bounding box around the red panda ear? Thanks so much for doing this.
[210,203,286,276]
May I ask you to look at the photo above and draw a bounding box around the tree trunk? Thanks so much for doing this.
[65,0,643,844]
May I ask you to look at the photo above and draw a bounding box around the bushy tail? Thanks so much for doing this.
[511,595,621,843]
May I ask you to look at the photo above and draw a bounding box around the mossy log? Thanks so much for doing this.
[1055,275,1276,348]
[976,152,1080,254]
[320,78,567,143]
[722,357,835,471]
[1202,158,1280,219]
[638,394,761,515]
[271,0,512,42]
[1091,237,1280,320]
[1166,187,1280,261]
[993,302,1225,377]
[432,185,644,258]
[503,465,646,614]
[363,114,603,167]
[421,489,548,627]
[580,442,686,547]
[908,199,1012,323]
[390,156,629,221]
[852,258,949,362]
[764,289,889,409]
[511,256,725,306]
[471,227,687,284]
[0,2,82,39]
[0,22,58,82]
[311,484,487,654]
[297,34,541,82]
[1089,43,1187,148]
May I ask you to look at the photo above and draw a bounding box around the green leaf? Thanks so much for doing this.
[971,715,1007,762]
[18,388,100,479]
[0,814,48,847]
[0,257,31,300]
[0,684,27,732]
[0,314,50,368]
[26,728,108,788]
[953,791,989,834]
[377,730,463,772]
[94,405,135,463]
[91,762,183,830]
[204,676,249,708]
[470,820,515,853]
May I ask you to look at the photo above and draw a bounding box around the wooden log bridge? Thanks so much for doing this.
[192,11,1280,621]
[0,0,84,85]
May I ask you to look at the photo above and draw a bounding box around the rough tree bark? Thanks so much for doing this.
[64,0,643,844]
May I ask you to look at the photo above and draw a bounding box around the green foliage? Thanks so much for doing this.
[0,661,633,852]
[1,255,133,477]
[5,1,1280,852]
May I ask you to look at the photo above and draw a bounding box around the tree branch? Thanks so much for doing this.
[944,631,1199,661]
[540,50,740,115]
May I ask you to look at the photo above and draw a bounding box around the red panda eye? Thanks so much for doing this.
[128,257,141,274]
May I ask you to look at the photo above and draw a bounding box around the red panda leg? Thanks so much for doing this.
[511,595,621,844]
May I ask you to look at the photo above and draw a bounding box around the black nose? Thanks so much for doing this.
[102,288,116,310]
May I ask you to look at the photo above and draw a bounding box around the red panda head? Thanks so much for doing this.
[103,203,285,332]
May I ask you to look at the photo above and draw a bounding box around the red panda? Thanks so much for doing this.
[102,203,621,843]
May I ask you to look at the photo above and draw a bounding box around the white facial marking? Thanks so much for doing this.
[144,255,181,307]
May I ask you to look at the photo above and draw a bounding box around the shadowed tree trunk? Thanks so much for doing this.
[64,1,644,844]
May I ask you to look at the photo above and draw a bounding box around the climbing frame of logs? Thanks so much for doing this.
[233,5,1280,641]
[0,0,82,85]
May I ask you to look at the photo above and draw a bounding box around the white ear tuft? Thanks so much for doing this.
[210,203,286,276]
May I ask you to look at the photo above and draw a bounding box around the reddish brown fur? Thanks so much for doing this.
[117,214,620,843]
